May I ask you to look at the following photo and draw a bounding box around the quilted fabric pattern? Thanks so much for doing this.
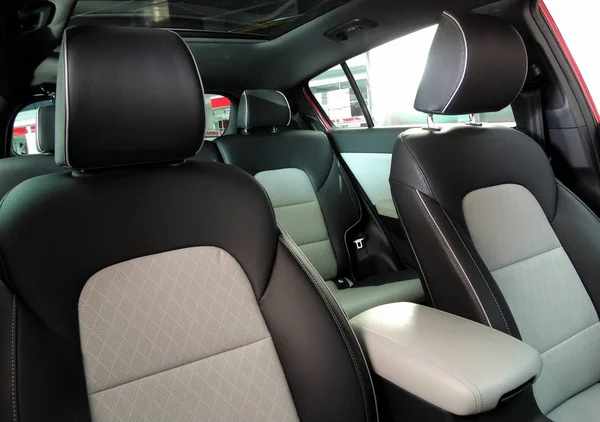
[463,184,600,414]
[79,247,270,394]
[89,337,299,422]
[256,168,338,280]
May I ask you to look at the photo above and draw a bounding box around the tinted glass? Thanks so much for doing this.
[310,25,515,128]
[71,0,348,38]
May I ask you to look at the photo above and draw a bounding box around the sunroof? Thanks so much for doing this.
[70,0,349,39]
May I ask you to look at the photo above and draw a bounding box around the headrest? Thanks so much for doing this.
[237,90,291,131]
[414,12,528,115]
[36,105,55,154]
[55,26,205,170]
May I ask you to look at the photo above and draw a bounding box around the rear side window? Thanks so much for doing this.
[11,95,230,156]
[205,95,231,140]
[309,25,515,128]
[12,100,53,155]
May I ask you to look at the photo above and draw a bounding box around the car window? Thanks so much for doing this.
[205,95,231,140]
[309,25,515,128]
[542,0,600,117]
[12,100,53,156]
[12,95,230,156]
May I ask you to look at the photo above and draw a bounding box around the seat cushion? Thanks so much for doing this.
[547,383,600,422]
[326,278,424,319]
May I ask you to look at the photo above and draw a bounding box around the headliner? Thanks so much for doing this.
[16,0,519,97]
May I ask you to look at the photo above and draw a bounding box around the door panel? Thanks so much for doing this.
[341,152,397,218]
[330,127,413,220]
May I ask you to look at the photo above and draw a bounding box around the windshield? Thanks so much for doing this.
[70,0,348,38]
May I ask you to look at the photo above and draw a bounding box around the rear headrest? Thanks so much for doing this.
[55,26,205,170]
[36,105,55,154]
[414,12,528,115]
[237,90,291,131]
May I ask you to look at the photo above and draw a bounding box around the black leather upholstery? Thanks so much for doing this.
[414,11,527,115]
[237,89,291,130]
[0,26,377,421]
[55,26,205,170]
[392,125,557,226]
[36,105,55,154]
[552,183,600,315]
[188,140,223,163]
[217,129,360,278]
[0,104,62,200]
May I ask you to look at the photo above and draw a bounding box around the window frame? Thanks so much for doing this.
[9,96,54,157]
[308,26,517,130]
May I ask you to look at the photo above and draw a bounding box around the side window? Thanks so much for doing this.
[541,0,600,119]
[12,100,53,155]
[309,63,367,128]
[309,25,515,128]
[205,95,231,140]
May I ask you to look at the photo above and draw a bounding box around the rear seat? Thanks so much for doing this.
[188,139,223,163]
[217,89,424,317]
[0,105,63,198]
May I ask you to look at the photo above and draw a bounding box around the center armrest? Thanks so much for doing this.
[350,303,542,416]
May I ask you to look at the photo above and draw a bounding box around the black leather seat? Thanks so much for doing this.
[188,139,223,163]
[0,26,377,422]
[0,104,62,198]
[391,12,600,421]
[217,89,424,318]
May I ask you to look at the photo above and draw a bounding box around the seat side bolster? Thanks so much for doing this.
[390,181,520,338]
[259,232,377,422]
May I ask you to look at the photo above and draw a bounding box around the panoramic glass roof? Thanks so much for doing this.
[70,0,349,38]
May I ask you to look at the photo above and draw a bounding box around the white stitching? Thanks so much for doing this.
[391,196,435,307]
[506,24,529,107]
[441,207,512,335]
[415,190,491,326]
[441,12,468,113]
[399,133,436,199]
[62,30,71,168]
[276,90,292,127]
[11,294,17,422]
[171,31,206,153]
[279,229,377,422]
[244,91,249,129]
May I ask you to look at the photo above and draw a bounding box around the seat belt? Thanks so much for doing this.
[518,88,547,153]
[514,64,548,156]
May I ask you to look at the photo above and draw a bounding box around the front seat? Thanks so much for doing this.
[390,11,600,422]
[0,26,376,422]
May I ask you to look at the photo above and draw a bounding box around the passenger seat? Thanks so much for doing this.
[217,90,424,317]
[0,104,62,198]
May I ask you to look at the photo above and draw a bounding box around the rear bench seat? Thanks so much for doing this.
[0,105,63,198]
[217,90,424,317]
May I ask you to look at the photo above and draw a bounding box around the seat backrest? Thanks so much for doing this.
[0,104,61,198]
[188,139,223,163]
[0,26,376,422]
[217,90,361,281]
[390,11,600,415]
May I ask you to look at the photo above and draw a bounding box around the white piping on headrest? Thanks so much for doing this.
[441,12,468,113]
[276,90,292,127]
[244,91,249,129]
[507,24,529,107]
[35,106,42,153]
[63,30,71,168]
[172,31,206,154]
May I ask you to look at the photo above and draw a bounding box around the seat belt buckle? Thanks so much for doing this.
[335,278,353,290]
[353,237,365,250]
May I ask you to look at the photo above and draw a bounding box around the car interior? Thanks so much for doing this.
[1,0,599,421]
